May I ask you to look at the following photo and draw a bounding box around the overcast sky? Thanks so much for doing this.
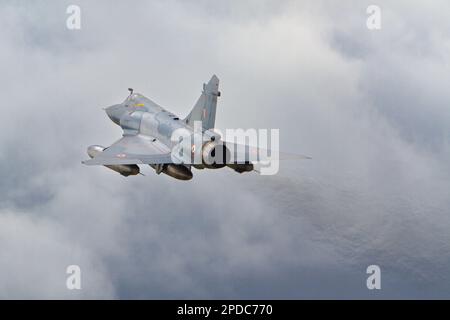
[0,0,449,299]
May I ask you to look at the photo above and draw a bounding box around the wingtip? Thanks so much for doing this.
[82,159,94,165]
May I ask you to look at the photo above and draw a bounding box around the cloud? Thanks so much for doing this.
[0,210,115,299]
[0,0,449,298]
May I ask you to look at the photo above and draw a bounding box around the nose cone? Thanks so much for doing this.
[105,104,126,125]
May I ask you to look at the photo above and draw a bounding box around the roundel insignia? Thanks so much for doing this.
[191,145,196,153]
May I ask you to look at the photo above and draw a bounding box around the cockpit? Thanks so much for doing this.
[121,90,148,111]
[125,93,144,102]
[122,88,162,113]
[129,93,144,100]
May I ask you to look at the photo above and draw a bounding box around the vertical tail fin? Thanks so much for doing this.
[184,75,220,130]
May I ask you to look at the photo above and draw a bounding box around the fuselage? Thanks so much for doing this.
[105,93,194,147]
[106,93,221,150]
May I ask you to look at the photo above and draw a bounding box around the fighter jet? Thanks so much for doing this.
[83,75,304,180]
